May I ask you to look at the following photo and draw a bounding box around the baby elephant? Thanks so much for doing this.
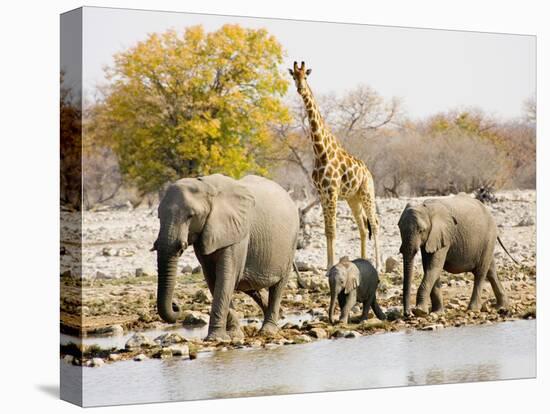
[327,257,386,324]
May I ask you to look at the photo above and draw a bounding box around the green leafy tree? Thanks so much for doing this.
[90,24,289,194]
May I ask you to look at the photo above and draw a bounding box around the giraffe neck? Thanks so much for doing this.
[300,84,339,161]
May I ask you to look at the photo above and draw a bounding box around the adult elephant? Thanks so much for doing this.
[398,194,511,317]
[152,174,299,341]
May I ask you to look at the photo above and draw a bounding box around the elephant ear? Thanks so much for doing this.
[344,263,360,294]
[198,174,255,255]
[425,202,457,254]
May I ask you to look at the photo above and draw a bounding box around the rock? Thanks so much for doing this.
[516,215,534,227]
[481,303,490,312]
[133,354,148,361]
[89,357,105,367]
[108,353,121,361]
[294,334,313,344]
[102,247,117,257]
[181,264,193,274]
[193,289,211,304]
[95,271,111,280]
[125,333,156,350]
[154,332,188,346]
[287,280,298,290]
[293,294,303,302]
[385,256,400,273]
[421,324,444,331]
[135,266,155,277]
[308,307,327,317]
[309,327,328,339]
[192,265,202,274]
[63,355,74,364]
[385,307,402,321]
[332,329,349,338]
[181,310,210,326]
[117,248,135,257]
[105,324,124,336]
[153,348,173,359]
[345,331,361,338]
[295,261,313,271]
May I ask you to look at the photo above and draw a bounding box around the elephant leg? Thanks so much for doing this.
[486,259,509,309]
[205,241,247,342]
[347,198,367,261]
[245,290,269,318]
[414,250,445,316]
[260,278,287,336]
[372,298,386,320]
[430,278,444,313]
[197,253,241,338]
[360,300,371,321]
[468,263,490,311]
[321,192,338,269]
[339,290,356,324]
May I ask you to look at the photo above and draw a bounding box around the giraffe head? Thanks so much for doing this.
[288,61,312,95]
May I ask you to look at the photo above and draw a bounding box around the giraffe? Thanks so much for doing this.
[289,61,380,270]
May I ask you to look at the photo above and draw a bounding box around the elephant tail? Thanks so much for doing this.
[292,261,301,278]
[497,236,520,265]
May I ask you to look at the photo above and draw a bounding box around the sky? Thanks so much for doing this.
[74,6,535,120]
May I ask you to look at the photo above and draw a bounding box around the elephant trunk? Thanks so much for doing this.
[157,253,182,323]
[403,254,415,316]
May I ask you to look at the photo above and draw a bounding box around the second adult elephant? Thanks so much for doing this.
[152,174,300,341]
[398,194,510,317]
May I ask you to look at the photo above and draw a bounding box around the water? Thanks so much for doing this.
[60,312,313,349]
[62,320,536,407]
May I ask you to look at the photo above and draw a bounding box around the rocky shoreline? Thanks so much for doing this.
[60,190,536,366]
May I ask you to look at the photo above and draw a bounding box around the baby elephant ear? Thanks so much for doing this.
[344,266,360,294]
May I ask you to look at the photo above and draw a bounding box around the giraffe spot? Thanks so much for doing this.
[314,142,324,154]
[321,177,330,188]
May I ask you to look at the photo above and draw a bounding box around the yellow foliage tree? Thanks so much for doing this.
[90,24,290,193]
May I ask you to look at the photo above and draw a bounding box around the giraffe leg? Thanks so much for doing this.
[359,180,380,270]
[347,197,367,260]
[321,192,338,270]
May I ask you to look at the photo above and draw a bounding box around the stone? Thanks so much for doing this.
[63,355,74,364]
[117,248,135,257]
[294,334,313,344]
[133,354,148,361]
[293,294,303,302]
[309,327,328,339]
[421,324,444,331]
[181,310,210,326]
[332,329,350,338]
[108,353,121,361]
[61,269,72,278]
[89,357,105,367]
[287,280,298,290]
[385,307,402,321]
[193,289,211,304]
[385,256,400,273]
[153,348,173,359]
[102,247,117,256]
[192,265,202,274]
[125,333,156,350]
[154,332,188,346]
[181,264,193,274]
[295,261,313,271]
[135,268,145,277]
[105,324,124,336]
[95,271,111,280]
[345,331,362,338]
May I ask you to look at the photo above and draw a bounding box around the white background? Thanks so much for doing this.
[0,0,546,413]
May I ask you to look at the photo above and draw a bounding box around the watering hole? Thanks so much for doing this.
[61,319,536,406]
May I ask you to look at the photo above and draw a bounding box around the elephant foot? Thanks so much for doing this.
[205,329,231,343]
[467,302,482,312]
[259,321,279,337]
[431,306,445,314]
[412,306,429,317]
[495,298,510,310]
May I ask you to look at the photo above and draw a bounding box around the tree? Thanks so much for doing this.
[90,25,289,194]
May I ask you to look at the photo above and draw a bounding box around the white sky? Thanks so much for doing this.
[79,6,535,120]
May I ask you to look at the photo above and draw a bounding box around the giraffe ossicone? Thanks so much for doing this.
[289,60,381,270]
